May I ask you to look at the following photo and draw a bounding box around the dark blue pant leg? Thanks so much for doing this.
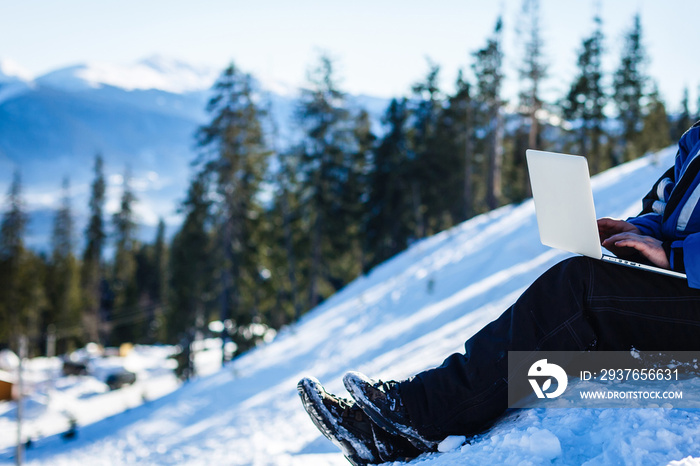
[399,256,700,440]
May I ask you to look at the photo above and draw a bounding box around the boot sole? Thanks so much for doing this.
[297,377,377,466]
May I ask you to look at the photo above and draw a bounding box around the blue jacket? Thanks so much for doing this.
[628,121,700,288]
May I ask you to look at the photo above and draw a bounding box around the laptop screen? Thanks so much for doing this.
[526,150,603,259]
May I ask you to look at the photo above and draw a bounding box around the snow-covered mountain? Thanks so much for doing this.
[35,56,219,94]
[3,146,700,465]
[0,57,388,249]
[0,59,32,84]
[0,57,219,247]
[0,60,33,109]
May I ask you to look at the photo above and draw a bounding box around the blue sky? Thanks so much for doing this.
[1,0,699,110]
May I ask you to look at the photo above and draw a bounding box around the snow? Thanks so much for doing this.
[436,436,466,453]
[0,59,33,105]
[34,56,218,94]
[3,146,700,465]
[0,59,33,83]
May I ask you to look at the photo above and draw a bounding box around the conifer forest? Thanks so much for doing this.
[2,8,698,360]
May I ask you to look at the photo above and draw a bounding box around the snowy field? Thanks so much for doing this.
[0,341,225,454]
[3,147,700,465]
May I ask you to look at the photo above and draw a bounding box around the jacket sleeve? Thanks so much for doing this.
[654,122,700,287]
[626,165,675,239]
[668,234,700,288]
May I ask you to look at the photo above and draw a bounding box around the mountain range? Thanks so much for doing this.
[0,56,388,250]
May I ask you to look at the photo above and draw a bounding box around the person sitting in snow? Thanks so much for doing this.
[298,121,700,465]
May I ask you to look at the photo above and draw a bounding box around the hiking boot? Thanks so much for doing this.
[343,371,438,452]
[297,377,421,465]
[371,419,423,462]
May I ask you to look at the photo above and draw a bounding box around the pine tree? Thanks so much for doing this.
[262,99,307,327]
[452,72,476,220]
[346,110,375,274]
[151,219,168,341]
[256,149,296,328]
[433,71,476,221]
[613,13,649,162]
[672,87,692,141]
[134,219,169,343]
[197,62,271,356]
[296,54,357,309]
[638,83,671,156]
[46,178,82,353]
[110,168,140,344]
[561,14,607,173]
[515,0,547,194]
[81,154,106,344]
[365,98,413,268]
[0,171,26,263]
[0,171,27,346]
[408,62,446,237]
[473,17,505,211]
[0,171,45,354]
[169,173,214,343]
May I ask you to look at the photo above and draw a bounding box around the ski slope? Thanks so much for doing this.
[4,146,700,465]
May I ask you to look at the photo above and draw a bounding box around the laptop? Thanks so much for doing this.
[526,149,687,280]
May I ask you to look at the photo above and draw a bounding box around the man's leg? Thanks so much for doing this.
[398,256,700,440]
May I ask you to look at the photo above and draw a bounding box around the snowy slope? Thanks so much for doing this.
[4,146,700,465]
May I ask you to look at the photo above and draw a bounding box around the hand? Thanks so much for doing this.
[597,217,641,243]
[601,232,670,269]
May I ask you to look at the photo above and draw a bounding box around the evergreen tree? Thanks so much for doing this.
[269,147,307,325]
[638,84,671,156]
[672,87,692,141]
[110,168,140,344]
[46,178,82,353]
[515,0,548,194]
[451,72,476,220]
[561,14,607,173]
[0,171,27,346]
[134,219,169,343]
[296,54,358,308]
[408,62,447,237]
[169,173,215,343]
[23,252,48,355]
[472,17,505,211]
[0,171,26,264]
[346,110,375,274]
[151,219,168,341]
[197,62,271,356]
[434,72,477,221]
[365,98,413,268]
[613,13,649,162]
[262,100,307,327]
[81,154,106,344]
[0,171,45,354]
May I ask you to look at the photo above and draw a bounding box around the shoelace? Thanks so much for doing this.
[376,379,402,412]
[329,393,361,421]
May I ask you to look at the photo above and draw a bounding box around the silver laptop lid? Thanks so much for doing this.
[526,149,603,259]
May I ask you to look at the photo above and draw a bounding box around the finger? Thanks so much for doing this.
[597,218,619,230]
[612,241,645,255]
[604,232,638,244]
[613,237,655,253]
